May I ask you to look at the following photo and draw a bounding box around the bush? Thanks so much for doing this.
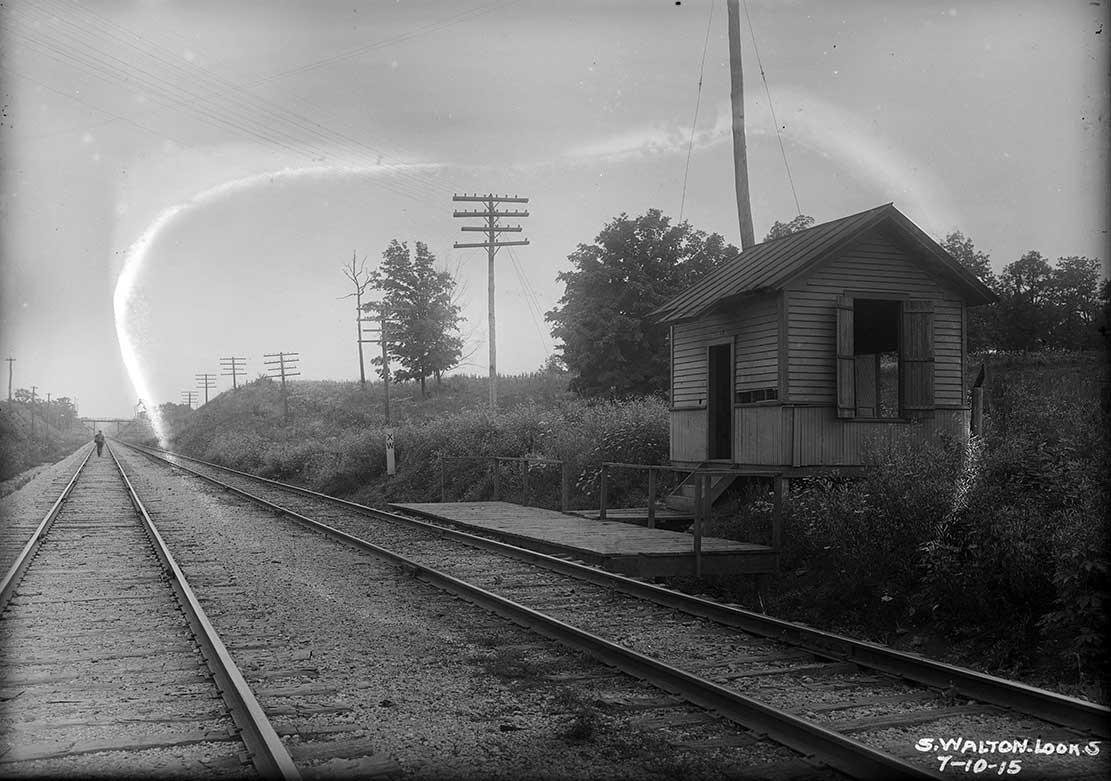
[771,433,960,629]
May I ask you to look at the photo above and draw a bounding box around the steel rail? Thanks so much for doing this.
[107,443,302,780]
[126,443,940,780]
[126,442,1111,738]
[0,445,93,610]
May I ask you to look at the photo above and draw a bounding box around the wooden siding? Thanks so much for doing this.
[732,406,970,467]
[789,406,968,466]
[670,407,707,462]
[734,295,779,392]
[934,299,964,406]
[734,406,791,464]
[671,293,779,408]
[785,229,965,406]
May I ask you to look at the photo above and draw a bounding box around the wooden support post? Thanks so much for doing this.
[772,474,784,551]
[493,458,501,501]
[971,386,984,437]
[521,458,529,501]
[560,461,569,512]
[693,475,704,578]
[599,463,608,522]
[647,467,657,529]
[440,458,446,502]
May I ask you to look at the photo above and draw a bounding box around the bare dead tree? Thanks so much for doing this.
[341,251,374,387]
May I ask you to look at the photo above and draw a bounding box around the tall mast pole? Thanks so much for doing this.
[727,0,756,249]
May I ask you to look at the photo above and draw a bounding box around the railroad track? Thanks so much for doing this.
[124,442,1110,780]
[0,448,89,579]
[0,444,297,778]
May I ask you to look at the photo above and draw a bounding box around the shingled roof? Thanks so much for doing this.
[651,203,997,323]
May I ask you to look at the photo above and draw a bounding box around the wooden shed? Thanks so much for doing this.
[652,203,996,471]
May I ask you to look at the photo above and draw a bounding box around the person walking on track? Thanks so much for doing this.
[93,430,105,457]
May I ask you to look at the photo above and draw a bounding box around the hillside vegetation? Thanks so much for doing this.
[137,352,1108,698]
[149,371,670,511]
[0,404,90,488]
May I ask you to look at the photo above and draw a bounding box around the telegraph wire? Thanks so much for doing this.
[26,0,483,203]
[741,0,802,216]
[506,247,553,356]
[679,0,716,224]
[12,4,447,203]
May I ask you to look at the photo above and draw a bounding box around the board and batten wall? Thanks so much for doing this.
[671,292,779,407]
[671,292,778,463]
[670,227,971,466]
[784,228,966,408]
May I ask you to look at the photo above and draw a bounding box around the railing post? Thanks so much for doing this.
[772,474,784,550]
[599,463,608,522]
[647,467,657,529]
[971,386,984,437]
[560,460,569,512]
[693,474,704,578]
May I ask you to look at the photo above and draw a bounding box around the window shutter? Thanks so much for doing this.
[901,300,935,412]
[836,295,855,418]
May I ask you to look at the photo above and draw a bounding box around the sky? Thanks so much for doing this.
[1,0,1107,421]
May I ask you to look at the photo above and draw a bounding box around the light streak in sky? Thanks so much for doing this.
[112,163,434,447]
[565,91,958,237]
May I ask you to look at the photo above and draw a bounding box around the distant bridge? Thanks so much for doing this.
[78,418,137,435]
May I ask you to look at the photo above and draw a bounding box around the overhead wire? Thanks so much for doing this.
[20,6,439,203]
[741,0,802,216]
[12,0,470,203]
[505,246,553,357]
[10,1,557,371]
[679,0,716,224]
[54,0,509,204]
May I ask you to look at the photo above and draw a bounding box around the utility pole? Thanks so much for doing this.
[727,0,756,249]
[5,357,13,403]
[264,351,300,421]
[453,193,530,410]
[29,385,36,439]
[342,252,374,388]
[195,373,217,405]
[360,303,393,424]
[181,390,198,408]
[220,357,246,390]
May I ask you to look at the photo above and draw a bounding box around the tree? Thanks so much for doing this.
[763,214,815,242]
[1047,256,1102,349]
[48,396,78,431]
[156,401,194,438]
[996,251,1055,351]
[942,231,997,288]
[341,251,374,387]
[546,210,737,397]
[941,231,998,351]
[371,240,464,397]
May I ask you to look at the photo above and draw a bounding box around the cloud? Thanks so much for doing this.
[562,89,957,236]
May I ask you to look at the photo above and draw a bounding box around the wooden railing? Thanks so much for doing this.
[600,462,785,577]
[439,455,570,511]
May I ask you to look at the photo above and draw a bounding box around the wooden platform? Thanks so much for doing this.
[389,501,777,578]
[568,507,693,529]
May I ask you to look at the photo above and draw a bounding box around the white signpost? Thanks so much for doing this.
[385,432,396,476]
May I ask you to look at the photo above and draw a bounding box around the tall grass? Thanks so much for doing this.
[166,373,669,511]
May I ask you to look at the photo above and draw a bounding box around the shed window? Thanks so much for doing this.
[837,297,934,419]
